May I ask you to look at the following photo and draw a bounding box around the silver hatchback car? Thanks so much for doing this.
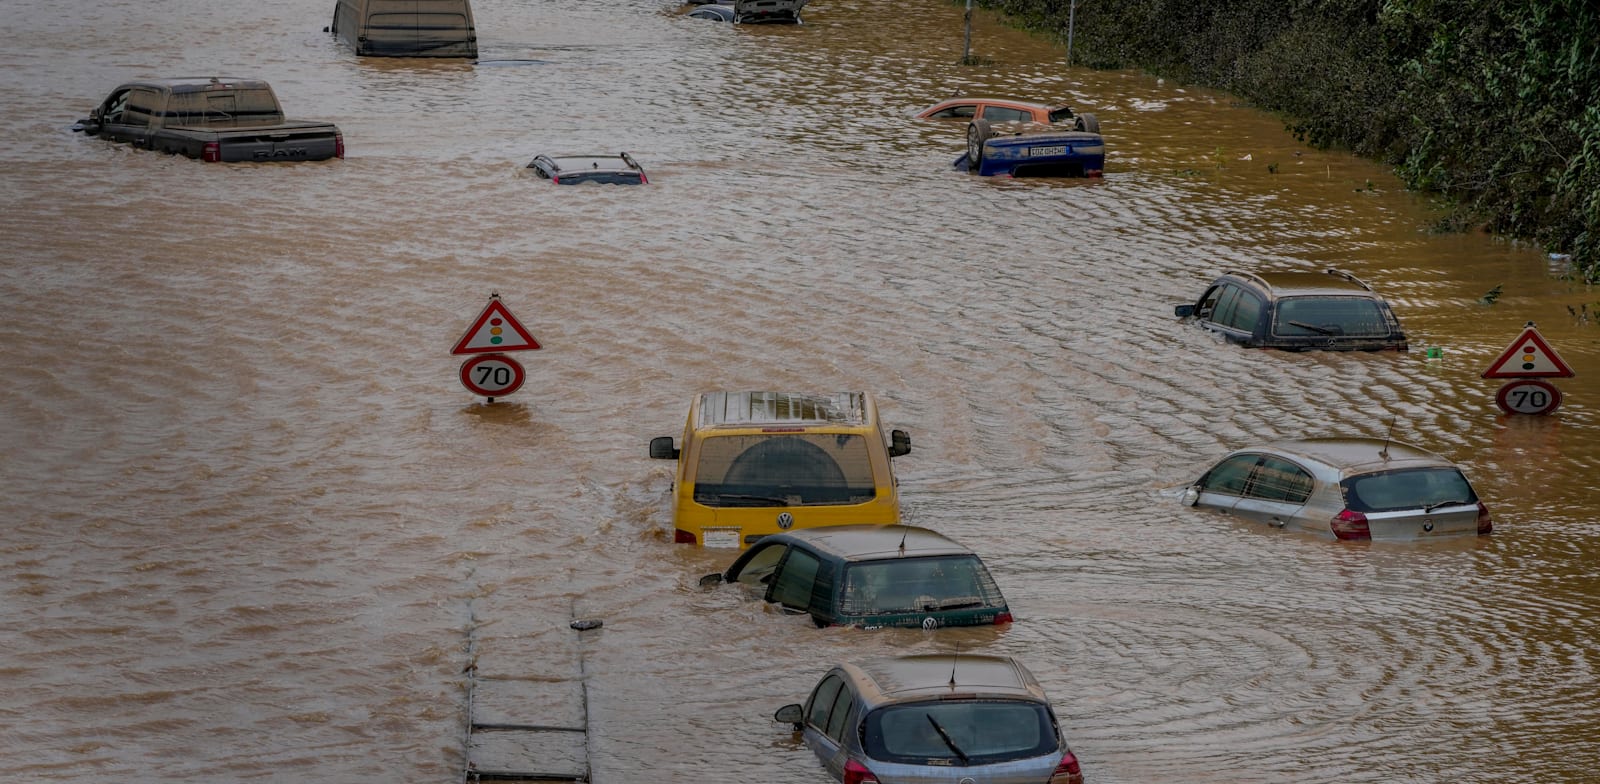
[1182,437,1493,541]
[774,654,1084,784]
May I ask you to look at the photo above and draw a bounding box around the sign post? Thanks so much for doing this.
[452,294,541,402]
[1482,322,1574,416]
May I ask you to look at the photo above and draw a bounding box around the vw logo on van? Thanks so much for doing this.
[776,512,794,530]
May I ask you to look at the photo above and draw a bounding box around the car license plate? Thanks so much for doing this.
[1026,145,1067,157]
[702,527,742,548]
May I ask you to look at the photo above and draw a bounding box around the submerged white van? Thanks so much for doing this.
[330,0,477,58]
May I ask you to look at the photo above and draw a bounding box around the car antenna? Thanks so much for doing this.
[948,645,960,689]
[898,521,911,555]
[1379,417,1396,461]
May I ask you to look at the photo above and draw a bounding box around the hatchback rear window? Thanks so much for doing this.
[838,555,1006,616]
[864,700,1056,764]
[1046,107,1075,123]
[1272,296,1391,337]
[692,434,878,506]
[1342,468,1478,512]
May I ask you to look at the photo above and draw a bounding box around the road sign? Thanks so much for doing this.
[1495,379,1563,415]
[1482,322,1574,378]
[452,296,542,355]
[459,354,526,398]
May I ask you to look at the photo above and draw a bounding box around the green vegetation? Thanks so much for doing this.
[983,0,1600,279]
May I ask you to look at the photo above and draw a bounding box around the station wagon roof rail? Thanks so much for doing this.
[1322,268,1375,290]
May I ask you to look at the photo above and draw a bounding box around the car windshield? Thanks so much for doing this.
[1342,467,1478,512]
[692,433,877,506]
[864,700,1057,765]
[1271,296,1391,337]
[838,555,1006,615]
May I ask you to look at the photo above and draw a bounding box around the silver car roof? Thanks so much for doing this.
[843,655,1048,706]
[1254,437,1455,475]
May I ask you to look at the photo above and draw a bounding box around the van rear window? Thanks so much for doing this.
[692,433,876,506]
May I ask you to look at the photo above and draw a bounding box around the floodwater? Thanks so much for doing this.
[4,0,1600,782]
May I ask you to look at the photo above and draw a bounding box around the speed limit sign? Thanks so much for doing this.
[459,353,526,398]
[1495,379,1562,415]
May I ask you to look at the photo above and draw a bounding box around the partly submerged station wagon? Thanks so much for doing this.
[650,391,910,548]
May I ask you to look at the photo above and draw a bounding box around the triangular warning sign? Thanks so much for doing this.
[1482,324,1574,378]
[451,297,542,355]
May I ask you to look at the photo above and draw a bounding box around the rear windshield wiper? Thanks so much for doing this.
[1424,498,1470,512]
[698,493,787,507]
[1287,320,1337,335]
[925,714,970,765]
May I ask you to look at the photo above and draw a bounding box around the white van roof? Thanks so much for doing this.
[695,391,870,428]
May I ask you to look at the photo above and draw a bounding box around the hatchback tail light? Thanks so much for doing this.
[202,141,221,162]
[334,132,345,159]
[843,759,880,784]
[994,611,1014,625]
[1476,502,1494,535]
[674,529,697,545]
[1049,750,1084,784]
[1331,509,1371,540]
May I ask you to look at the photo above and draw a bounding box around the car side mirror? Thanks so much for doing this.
[1174,304,1195,318]
[697,572,725,588]
[649,436,679,460]
[774,703,804,729]
[888,429,911,457]
[1181,485,1201,506]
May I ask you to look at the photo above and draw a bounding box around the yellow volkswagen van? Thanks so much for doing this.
[649,391,911,548]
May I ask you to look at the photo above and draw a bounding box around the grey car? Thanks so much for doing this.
[1182,437,1493,541]
[774,654,1084,784]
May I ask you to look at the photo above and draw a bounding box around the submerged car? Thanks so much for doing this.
[956,119,1105,178]
[650,391,911,548]
[915,96,1097,132]
[684,0,806,23]
[1182,437,1493,541]
[1173,269,1408,351]
[526,152,647,184]
[700,524,1012,629]
[774,654,1084,784]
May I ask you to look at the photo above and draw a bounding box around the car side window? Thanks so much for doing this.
[982,106,1031,122]
[1201,455,1260,496]
[769,548,822,610]
[1247,457,1313,503]
[1223,289,1264,331]
[1195,285,1224,320]
[824,682,854,742]
[806,673,845,731]
[124,88,161,129]
[1211,286,1242,328]
[101,89,131,124]
[733,542,787,587]
[929,105,976,119]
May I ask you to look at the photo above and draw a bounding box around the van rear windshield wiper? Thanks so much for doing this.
[698,492,787,507]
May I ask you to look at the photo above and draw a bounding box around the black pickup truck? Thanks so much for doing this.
[73,77,344,163]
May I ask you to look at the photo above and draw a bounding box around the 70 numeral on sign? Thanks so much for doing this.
[459,354,526,398]
[1495,379,1562,415]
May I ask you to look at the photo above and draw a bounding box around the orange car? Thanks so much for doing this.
[915,97,1099,132]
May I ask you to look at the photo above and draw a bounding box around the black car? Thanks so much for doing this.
[1173,268,1409,351]
[526,152,647,185]
[699,524,1012,629]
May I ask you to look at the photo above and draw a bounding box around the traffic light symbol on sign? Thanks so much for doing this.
[452,297,542,355]
[1482,324,1574,379]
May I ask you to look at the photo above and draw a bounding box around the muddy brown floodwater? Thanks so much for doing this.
[4,0,1600,782]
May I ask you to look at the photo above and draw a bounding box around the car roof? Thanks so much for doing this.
[1220,269,1382,298]
[1254,437,1454,473]
[845,655,1047,705]
[927,96,1055,109]
[122,77,273,93]
[763,524,973,561]
[694,391,871,428]
[537,154,640,171]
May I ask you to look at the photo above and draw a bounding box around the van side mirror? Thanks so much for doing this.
[888,429,911,457]
[774,703,804,729]
[1174,304,1195,318]
[649,436,679,460]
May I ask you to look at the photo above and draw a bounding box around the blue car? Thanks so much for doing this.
[955,118,1104,178]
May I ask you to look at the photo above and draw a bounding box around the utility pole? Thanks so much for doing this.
[1066,0,1077,66]
[963,0,973,63]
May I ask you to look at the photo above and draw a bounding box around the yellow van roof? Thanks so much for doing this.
[695,391,869,428]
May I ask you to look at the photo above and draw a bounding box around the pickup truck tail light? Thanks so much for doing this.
[1331,509,1371,540]
[334,132,345,159]
[202,141,221,163]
